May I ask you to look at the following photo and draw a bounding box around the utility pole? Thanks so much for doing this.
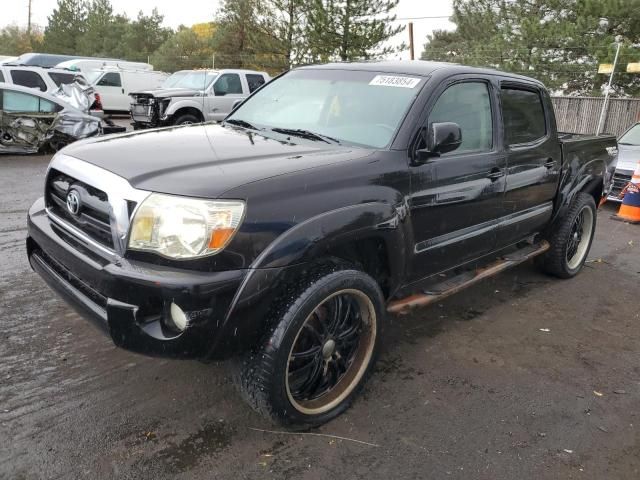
[408,22,414,60]
[596,42,621,135]
[27,0,32,42]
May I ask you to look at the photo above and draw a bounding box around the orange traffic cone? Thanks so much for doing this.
[615,158,640,224]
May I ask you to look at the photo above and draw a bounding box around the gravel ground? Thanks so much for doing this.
[1,152,639,480]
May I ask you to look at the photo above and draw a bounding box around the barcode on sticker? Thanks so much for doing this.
[369,75,421,88]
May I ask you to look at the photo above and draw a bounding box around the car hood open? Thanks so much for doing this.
[61,123,369,198]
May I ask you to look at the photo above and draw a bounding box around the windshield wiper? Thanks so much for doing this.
[225,118,259,130]
[271,128,340,144]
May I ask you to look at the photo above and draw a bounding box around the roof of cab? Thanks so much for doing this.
[299,60,544,86]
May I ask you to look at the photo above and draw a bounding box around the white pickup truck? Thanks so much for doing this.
[129,68,270,128]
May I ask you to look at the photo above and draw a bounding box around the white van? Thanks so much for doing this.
[86,68,168,111]
[56,59,152,72]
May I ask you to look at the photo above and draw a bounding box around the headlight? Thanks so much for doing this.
[128,194,245,259]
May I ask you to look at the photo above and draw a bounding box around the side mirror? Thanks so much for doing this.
[231,99,244,111]
[415,122,463,162]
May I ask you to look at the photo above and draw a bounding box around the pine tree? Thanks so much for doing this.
[421,0,640,95]
[212,0,277,69]
[305,0,404,62]
[78,0,114,56]
[43,0,88,54]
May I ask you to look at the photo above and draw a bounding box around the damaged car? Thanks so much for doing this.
[129,69,270,129]
[0,82,100,154]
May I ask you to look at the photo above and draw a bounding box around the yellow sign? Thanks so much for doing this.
[598,64,614,74]
[627,63,640,73]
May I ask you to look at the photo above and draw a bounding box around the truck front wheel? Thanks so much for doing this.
[234,268,384,428]
[536,192,597,278]
[173,113,200,126]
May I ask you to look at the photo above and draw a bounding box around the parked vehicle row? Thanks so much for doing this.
[26,61,617,428]
[85,67,168,112]
[129,68,270,127]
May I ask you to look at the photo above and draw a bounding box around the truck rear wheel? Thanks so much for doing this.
[536,192,597,278]
[234,268,384,428]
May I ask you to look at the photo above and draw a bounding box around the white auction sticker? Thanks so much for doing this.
[369,75,421,88]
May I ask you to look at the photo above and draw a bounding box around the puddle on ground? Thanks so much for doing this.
[151,421,234,473]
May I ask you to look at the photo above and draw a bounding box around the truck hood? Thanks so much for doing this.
[61,123,370,198]
[130,88,201,99]
[616,144,640,171]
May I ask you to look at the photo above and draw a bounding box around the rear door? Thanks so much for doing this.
[408,76,506,280]
[496,83,561,247]
[95,72,125,110]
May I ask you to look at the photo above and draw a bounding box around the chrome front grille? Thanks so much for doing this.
[44,154,151,256]
[46,169,115,249]
[611,170,632,198]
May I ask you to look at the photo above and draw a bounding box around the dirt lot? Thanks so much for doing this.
[1,152,639,480]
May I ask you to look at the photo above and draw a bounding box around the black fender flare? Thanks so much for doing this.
[551,155,607,225]
[206,202,408,358]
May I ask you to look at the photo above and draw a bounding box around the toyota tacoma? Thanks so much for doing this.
[27,61,616,427]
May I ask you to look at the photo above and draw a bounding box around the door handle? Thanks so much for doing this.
[544,158,555,169]
[122,88,125,94]
[486,168,505,181]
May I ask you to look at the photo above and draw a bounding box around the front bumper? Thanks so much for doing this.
[27,197,247,359]
[607,168,633,202]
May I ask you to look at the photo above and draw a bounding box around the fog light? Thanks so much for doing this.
[170,302,189,331]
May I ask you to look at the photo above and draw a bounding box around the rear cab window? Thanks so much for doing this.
[10,70,47,92]
[501,86,547,146]
[246,74,266,93]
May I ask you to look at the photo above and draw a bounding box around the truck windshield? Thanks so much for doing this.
[163,71,218,90]
[226,69,425,148]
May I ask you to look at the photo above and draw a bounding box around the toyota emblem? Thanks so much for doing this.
[66,190,81,215]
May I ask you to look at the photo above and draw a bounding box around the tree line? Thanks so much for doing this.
[0,0,404,73]
[422,0,640,96]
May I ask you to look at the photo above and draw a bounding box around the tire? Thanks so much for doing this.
[173,114,200,126]
[234,267,385,428]
[536,192,597,278]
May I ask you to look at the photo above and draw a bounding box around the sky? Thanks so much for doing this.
[2,0,456,60]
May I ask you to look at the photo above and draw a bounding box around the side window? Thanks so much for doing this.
[0,71,4,82]
[97,72,122,87]
[501,87,546,145]
[214,73,243,95]
[10,70,47,92]
[48,72,78,87]
[246,74,266,93]
[2,90,60,113]
[428,81,493,154]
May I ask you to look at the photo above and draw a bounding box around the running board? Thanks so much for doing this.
[387,240,550,315]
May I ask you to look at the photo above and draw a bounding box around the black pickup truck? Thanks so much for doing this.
[27,61,616,427]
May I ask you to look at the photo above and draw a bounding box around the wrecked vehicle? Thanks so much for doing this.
[1,82,100,153]
[129,69,269,128]
[27,61,616,427]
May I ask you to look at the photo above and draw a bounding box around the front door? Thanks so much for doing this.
[408,78,506,281]
[206,73,246,121]
[95,72,124,111]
